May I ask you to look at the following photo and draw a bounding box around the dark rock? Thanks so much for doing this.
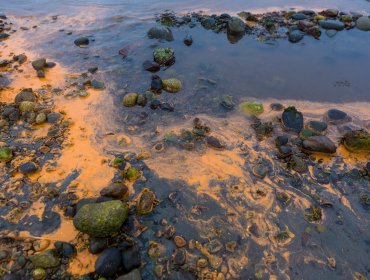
[74,37,89,47]
[32,58,46,70]
[15,88,37,103]
[275,135,289,146]
[324,109,351,124]
[282,106,304,132]
[116,269,142,280]
[319,20,345,30]
[29,250,60,268]
[173,248,187,266]
[147,26,174,41]
[227,17,246,35]
[201,17,217,29]
[366,162,370,173]
[89,238,108,254]
[95,248,122,277]
[45,62,56,68]
[0,75,10,90]
[279,145,292,156]
[206,136,224,150]
[121,246,141,273]
[91,79,105,90]
[342,130,370,152]
[303,135,337,154]
[54,241,76,258]
[150,75,162,93]
[270,103,284,111]
[18,161,38,174]
[47,112,62,123]
[0,33,10,40]
[220,99,235,110]
[150,100,161,110]
[161,102,174,112]
[288,30,304,43]
[100,183,128,199]
[291,13,307,20]
[37,70,45,78]
[137,95,147,107]
[308,121,327,133]
[142,61,160,72]
[183,35,193,46]
[88,67,98,74]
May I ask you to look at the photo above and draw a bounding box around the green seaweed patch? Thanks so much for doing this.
[342,130,370,152]
[304,205,322,222]
[239,101,264,116]
[0,147,13,162]
[125,167,140,182]
[112,157,124,168]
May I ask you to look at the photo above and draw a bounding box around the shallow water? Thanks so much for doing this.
[1,1,370,280]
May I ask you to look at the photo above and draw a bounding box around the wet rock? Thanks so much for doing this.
[36,113,47,124]
[74,37,89,47]
[252,160,270,178]
[291,13,307,20]
[121,246,141,272]
[125,167,140,182]
[342,131,370,152]
[32,58,46,70]
[276,192,291,206]
[137,94,147,107]
[32,268,46,280]
[88,66,98,74]
[227,17,246,35]
[0,75,10,90]
[91,79,105,90]
[100,183,128,199]
[206,136,224,150]
[319,20,345,30]
[147,26,174,41]
[89,238,108,254]
[54,241,76,258]
[29,250,60,268]
[299,128,315,140]
[356,16,370,31]
[249,223,262,237]
[150,75,162,93]
[270,103,284,111]
[142,60,160,72]
[0,147,13,162]
[95,248,122,277]
[279,145,292,156]
[323,9,339,17]
[303,136,337,154]
[324,109,351,124]
[153,47,175,65]
[162,78,182,93]
[45,61,56,68]
[15,54,28,64]
[0,33,10,40]
[161,102,174,112]
[282,106,303,132]
[290,154,307,172]
[183,34,193,46]
[307,121,327,133]
[123,93,139,107]
[18,161,38,174]
[33,240,50,252]
[137,188,156,215]
[239,101,264,116]
[19,101,36,114]
[15,89,37,103]
[73,200,128,237]
[174,236,187,248]
[47,112,62,123]
[173,248,187,266]
[275,135,289,146]
[288,30,304,43]
[116,269,142,280]
[201,17,217,29]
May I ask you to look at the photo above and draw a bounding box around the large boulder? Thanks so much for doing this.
[73,200,128,237]
[29,250,60,268]
[147,26,174,41]
[303,135,337,154]
[342,131,370,152]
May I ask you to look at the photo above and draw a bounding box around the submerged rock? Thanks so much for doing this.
[143,60,160,72]
[342,131,370,152]
[0,33,10,40]
[303,135,337,154]
[73,200,128,237]
[89,238,108,254]
[32,268,46,280]
[137,188,156,215]
[29,250,60,268]
[162,78,182,93]
[227,17,246,35]
[147,26,174,41]
[282,106,303,132]
[95,248,122,277]
[239,101,264,116]
[319,20,345,30]
[153,48,175,65]
[307,121,327,133]
[183,34,193,46]
[123,93,139,107]
[324,109,351,124]
[288,30,304,43]
[356,16,370,31]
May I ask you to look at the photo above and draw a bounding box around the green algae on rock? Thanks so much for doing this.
[162,78,182,93]
[29,250,60,268]
[73,200,128,237]
[153,47,174,65]
[137,188,156,215]
[32,268,47,280]
[0,147,13,162]
[342,131,370,152]
[125,167,140,182]
[239,101,264,116]
[123,93,139,107]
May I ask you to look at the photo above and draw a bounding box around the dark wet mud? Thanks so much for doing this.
[0,4,369,280]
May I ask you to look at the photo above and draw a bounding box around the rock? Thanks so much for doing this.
[137,188,156,215]
[290,155,307,172]
[123,93,139,107]
[73,200,128,237]
[289,30,304,43]
[160,102,174,112]
[45,62,56,68]
[90,79,105,90]
[88,66,98,73]
[47,112,62,123]
[323,9,339,17]
[239,101,264,116]
[275,135,289,146]
[35,113,47,124]
[95,248,122,277]
[174,236,187,248]
[162,78,182,93]
[125,167,139,182]
[3,274,21,280]
[16,54,28,64]
[201,17,217,29]
[326,29,337,37]
[116,269,142,280]
[303,135,337,154]
[100,183,128,199]
[137,95,147,107]
[183,35,193,46]
[89,238,108,254]
[252,161,270,178]
[270,103,284,111]
[32,58,46,70]
[173,248,187,266]
[227,17,246,35]
[319,20,344,30]
[282,106,304,132]
[324,109,351,124]
[15,89,37,103]
[33,240,50,252]
[0,147,12,162]
[0,33,10,40]
[121,246,141,272]
[291,13,307,20]
[54,241,76,258]
[307,121,327,133]
[29,250,60,268]
[153,48,175,65]
[32,268,46,280]
[206,136,224,150]
[150,99,161,110]
[151,75,162,93]
[279,145,292,156]
[142,61,160,72]
[147,26,174,41]
[342,131,370,152]
[299,128,315,140]
[356,16,370,31]
[220,98,235,110]
[74,37,89,47]
[19,101,36,114]
[0,75,10,90]
[18,161,38,174]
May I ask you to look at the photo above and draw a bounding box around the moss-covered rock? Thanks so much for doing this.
[0,147,13,162]
[153,47,174,65]
[19,101,36,114]
[73,200,128,237]
[123,93,139,107]
[239,101,264,116]
[125,167,140,182]
[137,188,156,215]
[343,131,370,152]
[32,58,46,70]
[29,250,60,268]
[162,78,182,93]
[32,268,47,280]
